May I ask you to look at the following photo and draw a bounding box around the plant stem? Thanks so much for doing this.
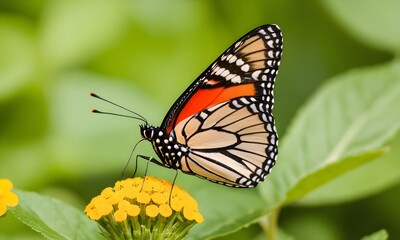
[260,208,280,240]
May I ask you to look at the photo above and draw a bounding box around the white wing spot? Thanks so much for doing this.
[268,146,274,151]
[270,136,276,145]
[216,67,224,75]
[235,41,242,48]
[239,178,247,184]
[241,64,250,72]
[267,40,274,48]
[180,146,187,152]
[262,75,267,81]
[236,58,244,66]
[228,55,237,63]
[231,75,241,83]
[232,100,241,108]
[240,98,250,104]
[221,70,230,77]
[262,113,268,122]
[252,70,261,80]
[250,104,258,113]
[270,152,275,159]
[226,74,235,80]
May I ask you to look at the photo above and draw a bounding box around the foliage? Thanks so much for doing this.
[1,0,399,239]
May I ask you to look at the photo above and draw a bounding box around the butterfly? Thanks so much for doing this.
[92,24,282,188]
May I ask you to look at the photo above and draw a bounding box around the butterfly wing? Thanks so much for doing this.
[161,24,282,187]
[173,96,278,187]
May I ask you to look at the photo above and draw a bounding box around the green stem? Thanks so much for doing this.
[260,208,280,240]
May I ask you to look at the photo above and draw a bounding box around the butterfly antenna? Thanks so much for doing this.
[90,92,148,124]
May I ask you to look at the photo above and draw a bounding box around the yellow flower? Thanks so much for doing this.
[159,204,172,217]
[0,179,19,216]
[145,204,159,218]
[85,176,203,240]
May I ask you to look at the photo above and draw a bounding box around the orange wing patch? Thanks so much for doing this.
[168,83,256,133]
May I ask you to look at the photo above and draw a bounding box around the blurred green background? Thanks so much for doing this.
[0,0,399,239]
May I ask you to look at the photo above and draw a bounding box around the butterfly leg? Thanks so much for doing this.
[122,139,145,179]
[168,169,179,206]
[136,155,170,191]
[137,155,170,168]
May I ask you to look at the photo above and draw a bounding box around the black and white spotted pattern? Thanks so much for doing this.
[206,24,282,86]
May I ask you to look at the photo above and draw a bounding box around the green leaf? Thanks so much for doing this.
[11,190,99,240]
[260,61,400,206]
[283,149,386,205]
[361,229,388,240]
[299,135,400,205]
[184,184,270,240]
[322,0,400,53]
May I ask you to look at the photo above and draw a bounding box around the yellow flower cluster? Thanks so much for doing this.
[0,178,19,216]
[85,176,203,239]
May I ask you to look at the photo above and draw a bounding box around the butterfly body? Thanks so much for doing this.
[142,24,282,188]
[140,125,186,169]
